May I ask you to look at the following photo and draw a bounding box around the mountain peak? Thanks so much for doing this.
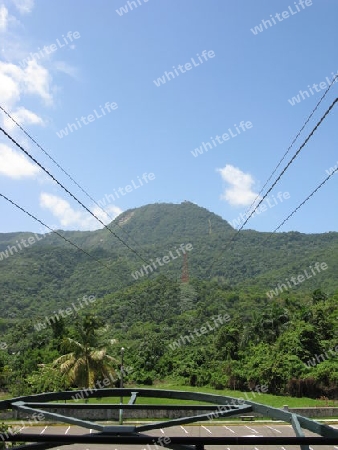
[109,202,233,244]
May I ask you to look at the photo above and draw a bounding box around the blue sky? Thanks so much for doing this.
[0,0,337,234]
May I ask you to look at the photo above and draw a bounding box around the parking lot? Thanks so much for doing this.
[14,422,338,450]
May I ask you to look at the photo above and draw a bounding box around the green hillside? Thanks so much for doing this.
[0,202,337,401]
[0,202,337,319]
[1,274,337,400]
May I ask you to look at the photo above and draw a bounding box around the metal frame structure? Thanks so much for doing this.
[1,388,338,449]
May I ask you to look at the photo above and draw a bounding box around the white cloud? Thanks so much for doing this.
[3,106,44,130]
[11,0,35,14]
[0,60,52,109]
[40,193,123,231]
[23,59,53,104]
[0,59,53,110]
[0,0,79,137]
[0,5,9,31]
[92,204,123,225]
[217,164,261,207]
[53,60,78,78]
[0,143,40,178]
[0,1,54,120]
[0,64,21,108]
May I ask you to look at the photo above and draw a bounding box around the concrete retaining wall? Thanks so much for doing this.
[284,406,338,418]
[0,410,13,420]
[1,406,338,421]
[13,408,217,421]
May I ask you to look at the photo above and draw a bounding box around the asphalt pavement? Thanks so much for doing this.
[12,423,338,450]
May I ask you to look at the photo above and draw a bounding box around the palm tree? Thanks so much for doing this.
[53,315,118,389]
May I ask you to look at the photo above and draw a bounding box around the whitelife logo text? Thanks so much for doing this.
[266,262,328,299]
[153,50,215,87]
[97,173,155,208]
[56,102,118,139]
[191,121,253,158]
[19,31,81,69]
[250,0,313,35]
[131,243,193,280]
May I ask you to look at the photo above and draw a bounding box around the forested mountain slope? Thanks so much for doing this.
[0,201,337,318]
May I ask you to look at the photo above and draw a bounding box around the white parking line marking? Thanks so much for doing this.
[245,425,259,434]
[266,425,282,433]
[180,425,188,434]
[202,425,212,434]
[40,426,48,434]
[223,425,235,433]
[65,426,70,434]
[160,428,164,434]
[90,429,93,434]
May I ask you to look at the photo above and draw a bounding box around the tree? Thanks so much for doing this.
[312,289,327,304]
[50,317,66,351]
[53,315,117,388]
[214,325,241,360]
[26,363,68,393]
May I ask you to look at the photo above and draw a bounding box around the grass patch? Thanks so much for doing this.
[62,381,338,408]
[134,381,338,408]
[2,382,338,409]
